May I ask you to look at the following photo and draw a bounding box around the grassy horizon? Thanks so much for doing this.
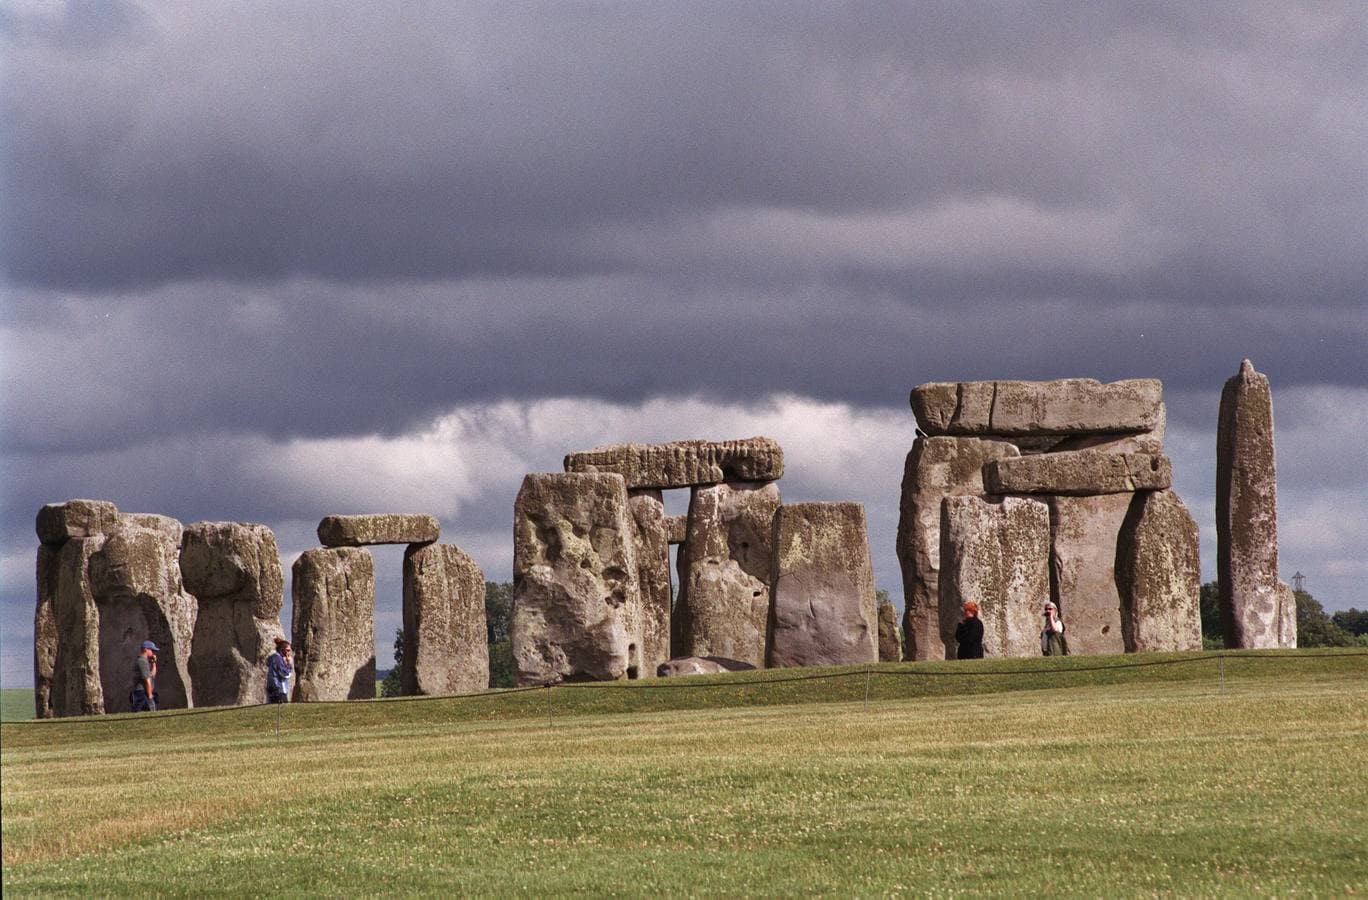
[3,650,1366,895]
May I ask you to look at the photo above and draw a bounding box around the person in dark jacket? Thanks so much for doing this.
[955,601,985,659]
[266,638,293,703]
[131,640,159,711]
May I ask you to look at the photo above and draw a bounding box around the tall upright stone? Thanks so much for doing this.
[1116,491,1202,653]
[88,517,197,712]
[402,542,488,696]
[51,536,106,717]
[877,601,902,663]
[292,547,376,701]
[674,482,780,668]
[627,490,671,677]
[1216,359,1292,648]
[769,502,877,668]
[34,545,61,718]
[939,496,1051,659]
[1047,494,1130,656]
[511,473,642,685]
[180,522,285,707]
[896,437,1019,661]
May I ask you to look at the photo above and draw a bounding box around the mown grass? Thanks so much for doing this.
[2,650,1365,896]
[1,688,34,723]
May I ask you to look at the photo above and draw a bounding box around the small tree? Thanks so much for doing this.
[486,582,515,688]
[380,628,404,697]
[1294,590,1360,648]
[1331,608,1368,637]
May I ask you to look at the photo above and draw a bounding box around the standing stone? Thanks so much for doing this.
[1047,493,1131,656]
[34,545,61,718]
[292,548,376,701]
[674,482,780,668]
[317,514,440,547]
[896,437,1020,661]
[664,514,688,545]
[1277,582,1298,648]
[983,450,1171,495]
[180,522,285,707]
[564,437,784,489]
[1116,491,1201,653]
[88,518,197,712]
[877,601,902,662]
[940,496,1050,658]
[511,473,642,685]
[911,379,1164,436]
[402,542,488,696]
[627,490,671,677]
[1217,359,1290,648]
[769,503,877,668]
[51,537,106,717]
[35,499,121,545]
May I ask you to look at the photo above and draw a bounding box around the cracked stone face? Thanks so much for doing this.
[1116,490,1201,653]
[291,547,376,701]
[402,542,488,696]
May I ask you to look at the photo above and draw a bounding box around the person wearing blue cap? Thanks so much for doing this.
[131,640,160,712]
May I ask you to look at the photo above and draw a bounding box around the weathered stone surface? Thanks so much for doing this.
[665,515,687,545]
[1116,491,1201,653]
[674,482,780,668]
[291,548,376,701]
[34,545,61,718]
[911,379,1163,436]
[1052,403,1166,455]
[89,519,197,712]
[769,503,877,668]
[564,437,784,489]
[984,450,1172,495]
[1276,581,1298,649]
[181,522,285,707]
[939,496,1050,658]
[36,499,121,545]
[1047,493,1131,655]
[877,601,902,662]
[122,514,184,547]
[317,514,440,547]
[402,543,488,696]
[1217,359,1287,648]
[656,656,756,677]
[511,473,642,685]
[627,491,671,677]
[51,537,106,717]
[896,437,1020,661]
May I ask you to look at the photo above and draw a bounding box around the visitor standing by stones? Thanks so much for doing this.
[266,638,293,704]
[1041,602,1069,656]
[131,640,159,711]
[955,601,985,659]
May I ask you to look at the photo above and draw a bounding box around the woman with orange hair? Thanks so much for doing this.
[955,601,984,659]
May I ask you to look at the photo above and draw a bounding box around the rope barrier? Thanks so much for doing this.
[7,650,1364,727]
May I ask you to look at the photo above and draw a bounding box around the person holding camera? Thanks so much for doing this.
[1041,601,1069,656]
[955,600,985,659]
[131,640,159,712]
[266,638,294,703]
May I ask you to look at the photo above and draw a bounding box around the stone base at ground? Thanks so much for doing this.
[1116,491,1201,653]
[402,542,489,696]
[627,490,671,677]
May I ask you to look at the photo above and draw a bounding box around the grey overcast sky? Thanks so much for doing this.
[2,1,1364,683]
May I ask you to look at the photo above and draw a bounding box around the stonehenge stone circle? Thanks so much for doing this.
[896,437,1020,660]
[627,490,672,677]
[877,601,902,663]
[910,378,1163,436]
[180,522,285,707]
[674,481,781,668]
[88,517,197,712]
[564,437,784,489]
[1216,359,1294,649]
[292,547,376,701]
[769,502,877,668]
[1047,493,1131,656]
[1116,491,1201,653]
[511,473,642,685]
[940,496,1051,659]
[984,450,1172,495]
[402,542,488,696]
[317,514,440,547]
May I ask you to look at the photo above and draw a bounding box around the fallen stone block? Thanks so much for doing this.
[657,656,756,677]
[674,482,780,668]
[1048,493,1132,655]
[911,378,1163,436]
[770,502,877,668]
[181,522,285,707]
[292,547,376,701]
[317,514,440,547]
[878,601,902,663]
[36,499,121,545]
[564,437,784,489]
[627,490,671,677]
[511,473,642,685]
[402,542,488,696]
[896,437,1020,661]
[1116,491,1201,652]
[984,450,1171,495]
[939,496,1051,659]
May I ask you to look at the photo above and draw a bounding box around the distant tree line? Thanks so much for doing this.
[1199,581,1367,649]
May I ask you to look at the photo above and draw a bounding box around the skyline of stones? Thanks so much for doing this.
[3,2,1365,681]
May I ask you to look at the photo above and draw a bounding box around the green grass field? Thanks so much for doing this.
[1,688,34,723]
[3,650,1366,896]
